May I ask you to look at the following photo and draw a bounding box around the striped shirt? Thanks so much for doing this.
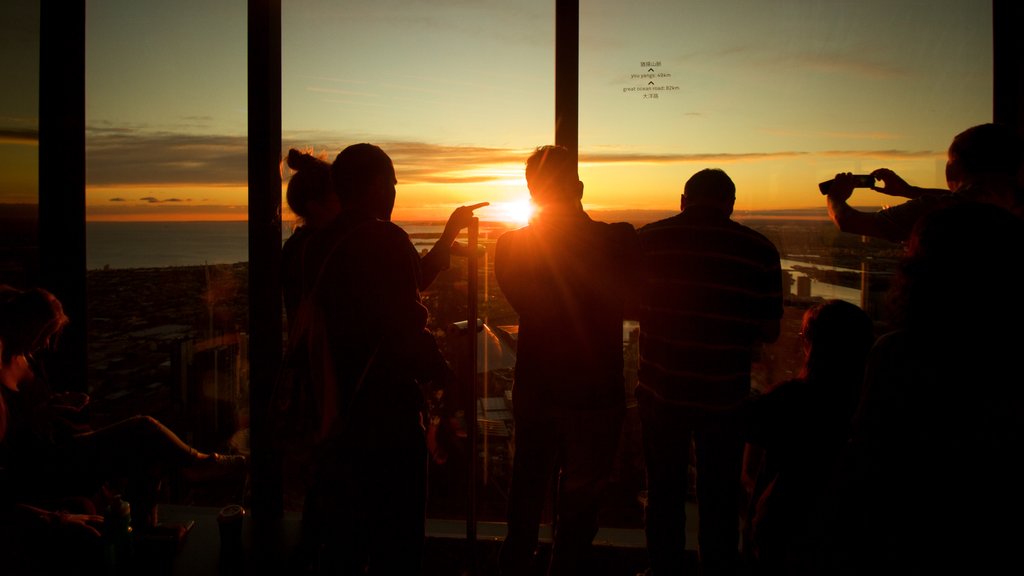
[637,206,783,409]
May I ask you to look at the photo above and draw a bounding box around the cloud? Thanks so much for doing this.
[85,126,941,189]
[86,202,249,221]
[138,196,191,204]
[581,151,809,164]
[761,128,904,141]
[0,128,38,145]
[87,127,248,187]
[791,53,905,80]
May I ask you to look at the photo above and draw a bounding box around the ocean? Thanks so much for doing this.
[87,220,866,306]
[85,220,497,270]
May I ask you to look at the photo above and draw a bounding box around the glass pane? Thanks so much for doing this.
[85,0,250,510]
[580,0,992,535]
[281,0,554,525]
[0,0,40,287]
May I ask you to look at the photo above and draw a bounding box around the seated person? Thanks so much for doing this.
[1,284,245,537]
[742,299,876,576]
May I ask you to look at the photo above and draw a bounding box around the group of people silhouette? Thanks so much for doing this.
[275,121,1021,576]
[1,120,1020,575]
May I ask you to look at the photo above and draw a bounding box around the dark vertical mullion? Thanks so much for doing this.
[38,0,86,393]
[248,0,283,522]
[555,0,579,165]
[993,0,1024,138]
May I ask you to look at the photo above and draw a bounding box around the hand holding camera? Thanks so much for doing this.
[819,174,876,195]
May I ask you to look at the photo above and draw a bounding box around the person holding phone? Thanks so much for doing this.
[823,122,1021,243]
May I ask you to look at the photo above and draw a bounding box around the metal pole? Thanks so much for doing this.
[38,0,87,393]
[248,0,283,521]
[468,215,479,557]
[555,0,579,162]
[465,217,480,570]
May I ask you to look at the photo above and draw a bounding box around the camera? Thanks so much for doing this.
[819,174,876,195]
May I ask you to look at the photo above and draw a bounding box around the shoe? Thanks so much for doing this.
[181,453,248,484]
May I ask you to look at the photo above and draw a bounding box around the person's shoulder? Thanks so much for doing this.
[590,219,638,240]
[496,224,530,246]
[762,377,805,397]
[637,214,681,235]
[881,193,954,215]
[281,226,308,252]
[872,329,910,351]
[727,219,780,253]
[727,218,767,237]
[352,219,410,243]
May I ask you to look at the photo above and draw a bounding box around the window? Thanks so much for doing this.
[0,0,40,287]
[281,0,554,522]
[579,0,992,533]
[84,0,250,507]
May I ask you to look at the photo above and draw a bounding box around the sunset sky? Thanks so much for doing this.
[1,0,993,223]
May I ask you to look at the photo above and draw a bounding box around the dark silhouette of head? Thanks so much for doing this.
[331,143,397,221]
[1,285,69,435]
[285,148,335,225]
[0,285,69,365]
[800,299,874,382]
[945,122,1023,195]
[525,145,583,209]
[681,168,736,216]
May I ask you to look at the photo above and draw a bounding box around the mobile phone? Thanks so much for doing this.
[819,174,876,195]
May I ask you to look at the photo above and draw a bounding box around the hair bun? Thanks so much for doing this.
[287,148,309,171]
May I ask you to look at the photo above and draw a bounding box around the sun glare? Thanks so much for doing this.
[489,199,534,225]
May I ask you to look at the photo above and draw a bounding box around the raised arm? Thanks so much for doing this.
[870,168,946,199]
[420,202,489,289]
[826,172,909,242]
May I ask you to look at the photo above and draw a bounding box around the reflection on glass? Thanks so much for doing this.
[84,0,250,510]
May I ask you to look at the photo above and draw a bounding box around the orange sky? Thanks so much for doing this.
[0,1,992,223]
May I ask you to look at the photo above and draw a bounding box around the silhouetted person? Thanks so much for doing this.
[741,299,875,576]
[825,122,1023,243]
[282,148,340,326]
[494,145,641,576]
[827,202,1024,575]
[637,168,783,576]
[282,148,484,320]
[278,148,339,572]
[1,284,242,574]
[302,143,452,575]
[278,147,485,573]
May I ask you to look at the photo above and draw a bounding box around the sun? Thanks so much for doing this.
[489,199,535,225]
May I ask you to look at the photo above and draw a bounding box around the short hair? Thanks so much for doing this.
[331,143,396,206]
[683,168,735,205]
[801,299,874,379]
[525,145,578,204]
[949,123,1022,179]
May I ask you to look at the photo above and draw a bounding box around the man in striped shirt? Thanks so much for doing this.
[636,168,783,576]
